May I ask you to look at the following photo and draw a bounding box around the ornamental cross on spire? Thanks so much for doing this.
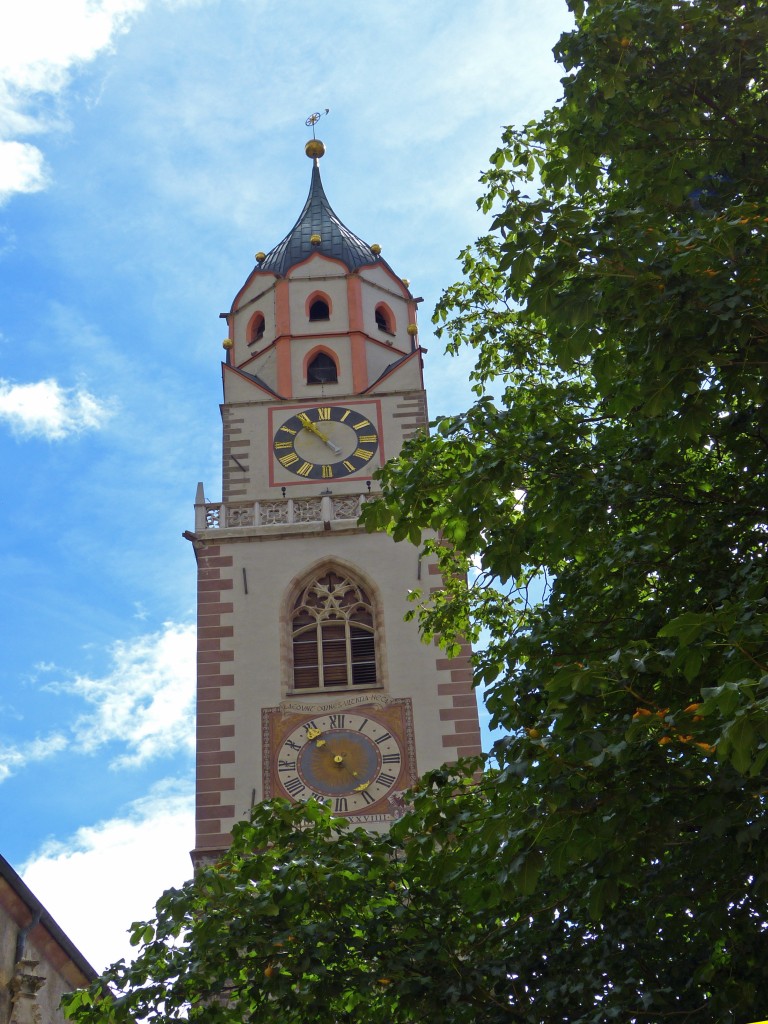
[305,109,330,138]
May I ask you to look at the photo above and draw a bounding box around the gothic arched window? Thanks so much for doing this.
[309,297,330,321]
[307,351,338,384]
[248,313,265,344]
[375,303,394,333]
[291,570,377,690]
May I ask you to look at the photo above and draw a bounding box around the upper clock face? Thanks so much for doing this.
[276,711,403,814]
[273,405,379,479]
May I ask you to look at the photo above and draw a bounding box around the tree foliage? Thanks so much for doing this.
[364,0,768,1016]
[65,2,768,1022]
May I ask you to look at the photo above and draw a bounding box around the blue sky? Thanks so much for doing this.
[0,0,571,971]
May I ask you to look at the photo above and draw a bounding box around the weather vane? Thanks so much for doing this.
[305,109,330,139]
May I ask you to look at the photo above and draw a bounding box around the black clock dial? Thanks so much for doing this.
[273,405,379,479]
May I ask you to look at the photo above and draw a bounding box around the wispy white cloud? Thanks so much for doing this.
[1,622,195,783]
[0,733,68,783]
[0,378,111,439]
[21,778,194,970]
[65,621,196,768]
[0,0,150,202]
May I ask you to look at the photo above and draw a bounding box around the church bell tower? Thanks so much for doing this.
[189,135,481,864]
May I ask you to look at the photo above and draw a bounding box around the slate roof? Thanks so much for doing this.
[258,160,376,275]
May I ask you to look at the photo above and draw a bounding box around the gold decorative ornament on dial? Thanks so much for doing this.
[275,711,403,814]
[273,405,379,479]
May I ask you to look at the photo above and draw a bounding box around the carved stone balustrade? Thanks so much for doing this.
[194,493,371,534]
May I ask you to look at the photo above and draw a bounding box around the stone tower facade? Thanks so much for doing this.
[188,142,481,864]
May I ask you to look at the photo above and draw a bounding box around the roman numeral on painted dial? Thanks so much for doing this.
[274,711,405,814]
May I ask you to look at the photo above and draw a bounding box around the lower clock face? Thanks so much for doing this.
[276,711,403,814]
[273,405,379,479]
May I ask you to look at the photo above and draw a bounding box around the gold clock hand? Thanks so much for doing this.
[297,413,327,440]
[297,413,342,456]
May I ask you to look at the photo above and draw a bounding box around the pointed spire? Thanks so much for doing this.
[257,145,377,276]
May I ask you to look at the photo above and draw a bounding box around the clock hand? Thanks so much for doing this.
[323,437,342,456]
[297,413,343,456]
[307,729,327,753]
[297,413,328,440]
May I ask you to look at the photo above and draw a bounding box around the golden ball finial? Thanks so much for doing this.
[370,243,382,256]
[255,251,266,263]
[305,138,326,159]
[407,324,418,336]
[401,278,410,288]
[310,233,322,246]
[222,338,233,350]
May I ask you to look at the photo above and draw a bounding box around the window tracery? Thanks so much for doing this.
[291,570,377,690]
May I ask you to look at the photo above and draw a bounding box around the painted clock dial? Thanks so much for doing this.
[275,711,403,814]
[273,405,379,479]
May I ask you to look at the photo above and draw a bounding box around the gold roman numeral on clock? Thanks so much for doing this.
[317,407,331,420]
[353,419,371,430]
[274,441,293,449]
[358,434,377,444]
[342,460,355,472]
[354,447,373,460]
[279,426,298,435]
[279,452,299,467]
[321,465,333,478]
[296,461,313,477]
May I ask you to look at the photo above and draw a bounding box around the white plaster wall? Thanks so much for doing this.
[242,343,280,392]
[358,268,411,348]
[365,340,407,385]
[288,335,352,396]
[232,273,278,356]
[286,259,349,334]
[217,528,450,830]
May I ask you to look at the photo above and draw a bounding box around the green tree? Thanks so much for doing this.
[64,1,768,1022]
[366,0,768,1016]
[64,789,527,1024]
